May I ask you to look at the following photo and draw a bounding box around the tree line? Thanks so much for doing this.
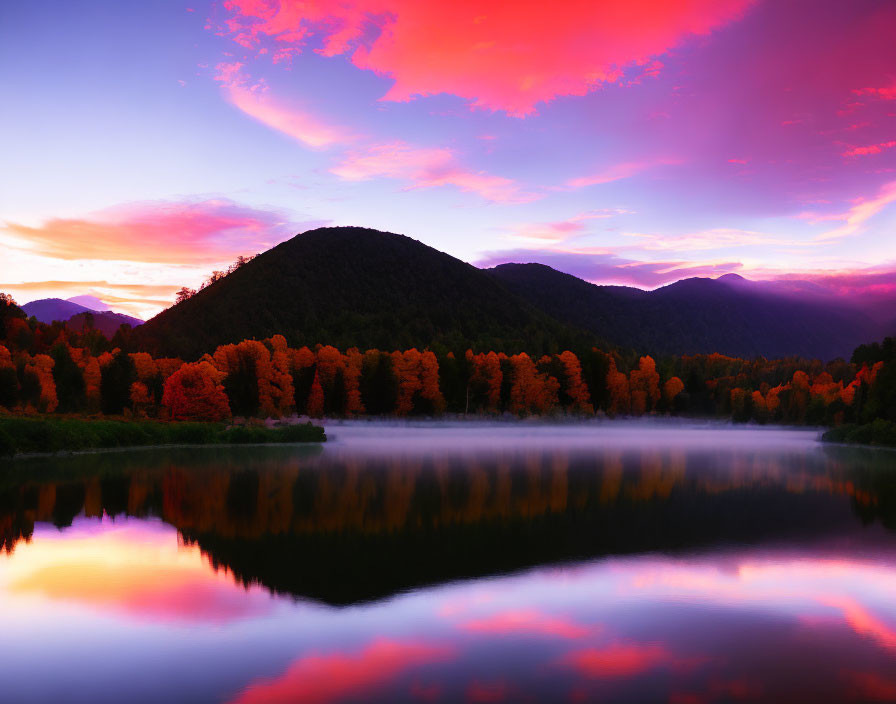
[1,293,893,426]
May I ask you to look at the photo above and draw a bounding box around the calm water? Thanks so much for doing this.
[2,421,896,703]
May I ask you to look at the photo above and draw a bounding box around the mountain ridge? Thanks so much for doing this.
[21,298,143,337]
[130,226,891,362]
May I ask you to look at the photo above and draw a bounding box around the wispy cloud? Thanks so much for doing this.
[843,140,896,157]
[815,181,896,241]
[215,62,356,148]
[566,159,679,189]
[505,210,633,243]
[331,141,534,203]
[624,227,800,252]
[2,198,315,264]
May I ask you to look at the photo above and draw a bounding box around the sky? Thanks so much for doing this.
[0,0,895,319]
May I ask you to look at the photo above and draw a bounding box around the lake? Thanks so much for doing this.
[2,421,896,703]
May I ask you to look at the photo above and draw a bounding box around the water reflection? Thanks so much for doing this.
[1,423,895,703]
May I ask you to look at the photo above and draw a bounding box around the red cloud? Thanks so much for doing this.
[331,141,533,203]
[854,82,896,100]
[843,140,896,157]
[3,199,316,265]
[229,639,454,704]
[219,0,753,116]
[849,672,896,702]
[561,642,702,678]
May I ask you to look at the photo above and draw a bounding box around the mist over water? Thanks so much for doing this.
[1,423,895,703]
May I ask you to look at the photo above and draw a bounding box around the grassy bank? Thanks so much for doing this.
[0,416,326,458]
[822,420,896,448]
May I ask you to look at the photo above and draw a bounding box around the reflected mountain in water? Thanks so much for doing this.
[3,426,896,606]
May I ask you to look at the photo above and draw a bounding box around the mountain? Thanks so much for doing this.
[129,226,889,362]
[22,298,93,323]
[66,310,144,337]
[21,298,143,337]
[487,263,880,361]
[131,227,592,360]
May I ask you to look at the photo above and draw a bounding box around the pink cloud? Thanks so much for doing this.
[816,180,896,240]
[2,199,316,264]
[843,140,896,157]
[215,62,355,148]
[228,639,453,704]
[854,82,896,100]
[331,141,533,203]
[566,160,677,189]
[560,642,702,678]
[218,0,753,116]
[507,211,631,243]
[460,609,590,639]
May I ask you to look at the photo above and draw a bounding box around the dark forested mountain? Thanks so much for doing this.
[131,227,590,359]
[488,264,882,361]
[21,298,143,336]
[129,226,889,362]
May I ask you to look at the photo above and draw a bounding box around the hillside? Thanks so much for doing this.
[488,264,880,361]
[131,227,592,359]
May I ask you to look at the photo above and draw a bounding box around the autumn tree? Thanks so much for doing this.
[556,351,593,413]
[606,357,630,416]
[509,353,559,415]
[468,351,502,413]
[129,381,152,416]
[662,376,685,413]
[162,361,230,421]
[629,356,660,416]
[343,348,365,416]
[306,371,324,418]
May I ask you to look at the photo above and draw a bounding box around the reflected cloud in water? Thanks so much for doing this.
[1,423,896,703]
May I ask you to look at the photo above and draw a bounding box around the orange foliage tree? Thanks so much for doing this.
[606,357,630,415]
[629,356,660,416]
[161,361,230,421]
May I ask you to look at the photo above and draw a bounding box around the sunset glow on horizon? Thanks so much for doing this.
[2,0,895,319]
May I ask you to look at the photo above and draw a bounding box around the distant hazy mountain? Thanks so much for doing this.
[22,298,94,324]
[66,311,144,337]
[22,298,142,337]
[488,264,882,361]
[129,226,890,362]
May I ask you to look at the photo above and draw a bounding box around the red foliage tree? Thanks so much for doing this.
[161,362,230,421]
